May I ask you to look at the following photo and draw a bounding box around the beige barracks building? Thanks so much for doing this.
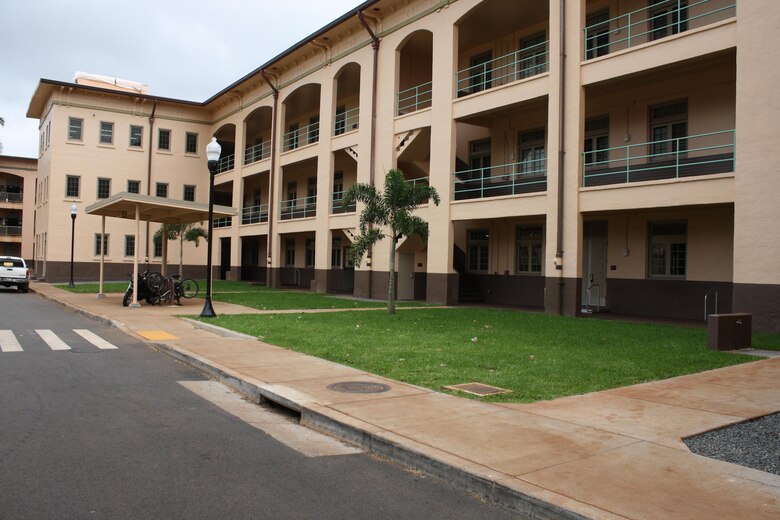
[25,0,780,332]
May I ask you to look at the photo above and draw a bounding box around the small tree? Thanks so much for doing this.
[343,169,440,314]
[153,223,208,277]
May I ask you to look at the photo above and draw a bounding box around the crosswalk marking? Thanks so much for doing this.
[73,329,118,350]
[35,329,71,351]
[0,330,23,352]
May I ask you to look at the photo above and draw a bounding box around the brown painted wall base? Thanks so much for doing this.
[463,274,546,308]
[544,277,580,316]
[40,261,205,284]
[732,283,780,333]
[427,272,458,305]
[607,278,733,322]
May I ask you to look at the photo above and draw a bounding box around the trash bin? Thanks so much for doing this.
[707,313,752,351]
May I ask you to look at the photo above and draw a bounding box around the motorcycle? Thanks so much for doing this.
[122,270,164,307]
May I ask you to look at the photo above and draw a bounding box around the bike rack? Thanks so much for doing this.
[585,283,601,314]
[704,289,718,321]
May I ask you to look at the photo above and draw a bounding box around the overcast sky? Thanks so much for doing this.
[0,0,361,158]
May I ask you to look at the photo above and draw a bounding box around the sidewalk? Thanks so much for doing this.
[32,283,780,519]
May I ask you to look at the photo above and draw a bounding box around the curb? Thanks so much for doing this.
[31,286,589,520]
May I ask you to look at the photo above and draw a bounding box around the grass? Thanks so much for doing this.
[197,308,780,403]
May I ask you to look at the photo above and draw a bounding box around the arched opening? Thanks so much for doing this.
[396,30,433,116]
[213,123,237,173]
[282,84,321,152]
[243,106,273,165]
[333,63,361,136]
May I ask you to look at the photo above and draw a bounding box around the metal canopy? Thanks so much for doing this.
[85,192,236,224]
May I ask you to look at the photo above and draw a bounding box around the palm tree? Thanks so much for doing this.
[153,223,208,277]
[343,169,440,314]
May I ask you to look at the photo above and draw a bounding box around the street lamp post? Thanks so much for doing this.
[200,137,221,318]
[67,202,77,288]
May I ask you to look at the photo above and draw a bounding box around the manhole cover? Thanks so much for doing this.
[443,382,512,396]
[327,381,391,394]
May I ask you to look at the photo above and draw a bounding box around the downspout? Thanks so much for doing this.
[556,0,566,315]
[358,10,380,298]
[262,71,279,287]
[146,99,158,262]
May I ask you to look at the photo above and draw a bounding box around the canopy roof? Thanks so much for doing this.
[85,192,236,224]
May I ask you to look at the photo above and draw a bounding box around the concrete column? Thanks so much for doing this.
[314,70,336,293]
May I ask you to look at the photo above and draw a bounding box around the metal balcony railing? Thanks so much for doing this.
[0,191,23,203]
[243,141,271,165]
[280,195,317,220]
[331,191,356,214]
[0,225,22,236]
[453,160,547,200]
[241,204,269,225]
[333,107,360,136]
[283,120,320,152]
[582,130,735,187]
[216,154,235,174]
[456,42,549,97]
[584,0,737,59]
[397,81,432,116]
[212,217,232,228]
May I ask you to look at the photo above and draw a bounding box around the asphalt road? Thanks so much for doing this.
[0,288,517,519]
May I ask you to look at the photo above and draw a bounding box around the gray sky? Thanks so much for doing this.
[0,0,361,158]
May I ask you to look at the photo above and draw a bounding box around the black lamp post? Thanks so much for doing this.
[67,202,77,288]
[200,137,221,318]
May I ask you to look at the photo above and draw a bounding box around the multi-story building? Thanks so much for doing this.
[0,155,36,260]
[25,0,780,332]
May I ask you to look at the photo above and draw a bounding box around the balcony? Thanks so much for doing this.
[243,141,271,166]
[456,41,549,98]
[0,188,23,203]
[280,195,317,220]
[582,130,735,187]
[584,0,737,59]
[453,160,547,201]
[216,154,235,174]
[0,225,22,236]
[282,120,320,152]
[333,107,359,136]
[331,191,356,214]
[213,217,232,229]
[397,82,432,116]
[241,204,269,225]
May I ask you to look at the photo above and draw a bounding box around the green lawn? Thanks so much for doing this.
[198,308,779,403]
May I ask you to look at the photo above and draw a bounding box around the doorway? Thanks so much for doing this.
[397,252,415,300]
[582,221,608,309]
[220,237,231,280]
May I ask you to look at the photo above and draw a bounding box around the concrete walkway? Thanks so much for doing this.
[32,283,779,519]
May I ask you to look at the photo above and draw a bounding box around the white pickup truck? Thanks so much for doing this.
[0,256,30,293]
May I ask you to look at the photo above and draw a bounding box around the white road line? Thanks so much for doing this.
[73,329,119,350]
[35,329,70,351]
[0,330,23,352]
[179,381,363,458]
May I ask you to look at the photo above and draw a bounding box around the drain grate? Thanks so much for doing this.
[443,382,512,396]
[327,381,391,394]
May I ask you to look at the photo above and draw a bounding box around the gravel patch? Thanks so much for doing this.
[684,412,780,476]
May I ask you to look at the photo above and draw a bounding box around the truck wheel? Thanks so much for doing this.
[18,284,29,293]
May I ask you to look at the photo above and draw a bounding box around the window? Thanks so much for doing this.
[331,237,342,268]
[469,139,491,180]
[308,116,319,144]
[518,129,546,175]
[288,124,299,150]
[332,171,343,198]
[156,183,168,198]
[648,221,687,278]
[183,185,196,202]
[97,178,111,199]
[467,229,489,272]
[584,116,610,166]
[649,100,687,159]
[129,125,143,147]
[153,236,163,258]
[520,33,547,79]
[68,118,83,141]
[470,51,493,93]
[286,181,297,209]
[285,239,296,267]
[305,238,315,268]
[158,129,171,151]
[100,122,114,145]
[127,180,140,194]
[650,0,688,41]
[307,177,317,206]
[94,234,109,256]
[185,132,198,154]
[586,10,610,59]
[335,106,347,136]
[66,175,80,198]
[516,225,543,274]
[124,235,136,257]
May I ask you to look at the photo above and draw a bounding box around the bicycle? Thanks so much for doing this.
[152,274,199,305]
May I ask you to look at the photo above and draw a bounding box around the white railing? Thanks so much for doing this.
[333,107,359,136]
[280,195,317,220]
[397,81,433,116]
[243,141,271,165]
[282,120,320,152]
[456,41,549,97]
[453,159,547,200]
[241,204,269,225]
